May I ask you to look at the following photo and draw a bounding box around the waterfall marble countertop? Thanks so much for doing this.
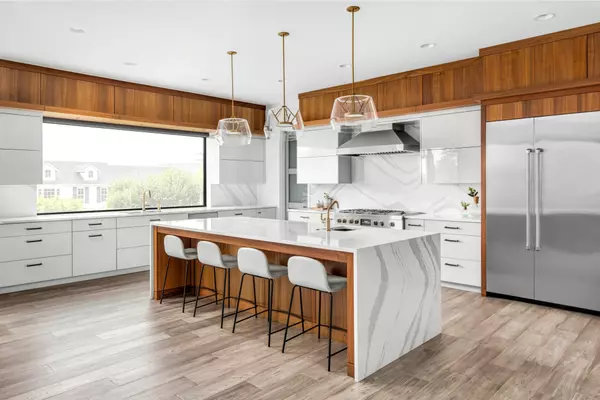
[151,217,438,252]
[404,213,481,223]
[0,205,276,224]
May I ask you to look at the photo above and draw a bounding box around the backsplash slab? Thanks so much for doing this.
[309,153,479,216]
[210,184,258,207]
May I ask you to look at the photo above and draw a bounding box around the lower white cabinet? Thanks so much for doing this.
[0,255,72,288]
[73,229,116,276]
[441,257,481,287]
[117,247,149,270]
[441,234,481,262]
[117,226,149,249]
[288,210,330,223]
[405,219,425,230]
[0,232,71,262]
[218,209,258,218]
[256,208,276,219]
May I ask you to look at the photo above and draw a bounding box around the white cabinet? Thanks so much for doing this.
[422,147,480,184]
[0,149,42,185]
[441,258,481,287]
[218,209,258,218]
[0,255,72,288]
[73,229,117,276]
[73,218,117,232]
[297,156,351,184]
[188,212,218,219]
[0,112,42,151]
[288,210,328,223]
[424,220,481,236]
[0,221,71,238]
[256,208,276,219]
[209,138,266,184]
[297,127,341,158]
[0,232,72,262]
[117,226,149,249]
[441,234,481,262]
[218,159,265,184]
[220,140,264,161]
[421,110,480,149]
[117,247,149,270]
[405,219,425,230]
[116,213,188,229]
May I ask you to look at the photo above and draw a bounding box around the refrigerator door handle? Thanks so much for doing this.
[526,148,533,250]
[535,148,543,251]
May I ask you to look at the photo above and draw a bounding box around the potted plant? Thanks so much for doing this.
[460,201,470,216]
[468,187,479,206]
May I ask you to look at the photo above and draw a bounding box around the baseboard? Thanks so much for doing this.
[0,266,149,295]
[441,281,481,293]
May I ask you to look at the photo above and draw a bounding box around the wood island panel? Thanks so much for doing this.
[152,225,355,377]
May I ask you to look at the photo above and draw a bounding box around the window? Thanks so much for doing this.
[44,169,52,179]
[37,121,206,214]
[286,138,307,209]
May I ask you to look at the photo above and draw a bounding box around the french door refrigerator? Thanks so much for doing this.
[487,111,600,312]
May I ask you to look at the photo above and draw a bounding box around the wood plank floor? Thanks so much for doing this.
[1,272,600,400]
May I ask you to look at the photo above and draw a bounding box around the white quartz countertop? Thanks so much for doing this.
[287,209,328,214]
[152,217,437,252]
[404,213,481,223]
[0,205,276,224]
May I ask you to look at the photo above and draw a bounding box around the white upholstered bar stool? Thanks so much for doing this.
[282,256,348,371]
[194,241,239,328]
[160,235,200,313]
[233,248,289,347]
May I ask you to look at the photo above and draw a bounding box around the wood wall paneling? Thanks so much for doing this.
[299,92,339,122]
[0,66,41,104]
[483,47,532,93]
[379,78,421,109]
[173,96,221,128]
[589,32,600,78]
[41,74,115,114]
[115,87,174,122]
[253,108,266,134]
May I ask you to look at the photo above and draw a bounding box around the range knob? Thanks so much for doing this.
[379,221,385,226]
[342,219,347,223]
[390,222,396,227]
[348,219,354,224]
[337,218,342,223]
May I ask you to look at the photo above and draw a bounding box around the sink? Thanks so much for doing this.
[318,226,356,232]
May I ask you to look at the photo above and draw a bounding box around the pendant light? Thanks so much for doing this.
[214,51,252,147]
[264,32,304,138]
[330,6,378,133]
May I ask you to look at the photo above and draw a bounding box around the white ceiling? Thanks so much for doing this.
[1,1,600,109]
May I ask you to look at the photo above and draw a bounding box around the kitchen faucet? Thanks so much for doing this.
[142,190,151,211]
[326,200,339,232]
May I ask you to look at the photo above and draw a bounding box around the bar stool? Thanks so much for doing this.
[160,235,200,313]
[194,241,240,328]
[232,248,289,347]
[282,256,348,371]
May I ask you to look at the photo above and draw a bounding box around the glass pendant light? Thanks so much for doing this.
[264,32,304,138]
[214,51,252,147]
[330,6,378,134]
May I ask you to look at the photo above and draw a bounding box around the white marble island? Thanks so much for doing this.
[150,217,441,381]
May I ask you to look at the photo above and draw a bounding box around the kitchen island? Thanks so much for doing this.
[150,217,441,381]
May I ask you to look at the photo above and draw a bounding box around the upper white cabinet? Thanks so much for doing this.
[220,139,264,161]
[0,149,42,185]
[421,110,480,150]
[0,110,42,151]
[296,126,351,184]
[422,147,480,184]
[208,138,266,184]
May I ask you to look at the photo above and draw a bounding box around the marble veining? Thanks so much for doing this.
[355,234,441,380]
[211,184,259,207]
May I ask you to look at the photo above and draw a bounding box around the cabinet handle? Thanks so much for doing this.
[26,262,43,268]
[89,234,103,238]
[88,223,103,226]
[300,216,310,219]
[444,262,462,268]
[408,224,422,227]
[444,226,460,230]
[26,227,42,231]
[444,239,461,243]
[149,219,161,222]
[26,239,42,243]
[234,213,243,216]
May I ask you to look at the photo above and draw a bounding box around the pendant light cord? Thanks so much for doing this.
[351,8,355,97]
[230,52,235,118]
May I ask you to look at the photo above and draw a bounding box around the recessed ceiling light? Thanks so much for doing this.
[338,63,351,69]
[123,62,138,67]
[69,27,85,34]
[420,43,436,49]
[535,13,555,21]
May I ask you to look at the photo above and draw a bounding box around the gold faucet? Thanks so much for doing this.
[141,190,151,211]
[326,200,339,232]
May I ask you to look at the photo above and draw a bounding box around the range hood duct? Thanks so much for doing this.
[336,123,420,156]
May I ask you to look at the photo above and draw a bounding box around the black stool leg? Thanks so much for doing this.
[281,285,296,354]
[299,286,305,333]
[252,276,258,318]
[213,266,219,304]
[182,260,189,313]
[227,269,231,309]
[232,273,246,333]
[268,279,273,347]
[193,264,205,317]
[159,256,171,304]
[220,268,227,329]
[328,292,333,372]
[318,291,322,339]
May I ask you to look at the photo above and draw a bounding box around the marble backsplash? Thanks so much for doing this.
[210,184,259,207]
[309,153,479,216]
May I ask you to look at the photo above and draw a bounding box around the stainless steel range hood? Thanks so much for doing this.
[336,122,420,156]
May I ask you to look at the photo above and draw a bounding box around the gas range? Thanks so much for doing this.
[336,209,415,229]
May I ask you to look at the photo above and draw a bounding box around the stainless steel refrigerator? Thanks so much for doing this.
[486,111,600,312]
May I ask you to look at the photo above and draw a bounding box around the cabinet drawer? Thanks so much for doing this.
[424,220,481,236]
[218,209,258,218]
[441,258,481,287]
[441,234,481,262]
[405,219,425,230]
[72,230,116,276]
[0,149,41,185]
[73,218,116,232]
[117,226,149,249]
[188,212,218,219]
[288,211,324,223]
[0,233,72,262]
[256,208,276,219]
[0,221,72,238]
[117,247,149,270]
[0,112,42,151]
[116,213,188,228]
[0,255,72,288]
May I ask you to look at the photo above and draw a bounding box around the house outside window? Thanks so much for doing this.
[76,188,84,200]
[43,189,56,198]
[44,169,52,179]
[88,170,94,179]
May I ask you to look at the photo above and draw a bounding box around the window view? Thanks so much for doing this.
[38,121,205,214]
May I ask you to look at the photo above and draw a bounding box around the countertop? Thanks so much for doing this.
[404,213,481,223]
[287,208,328,214]
[152,217,437,252]
[0,205,277,224]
